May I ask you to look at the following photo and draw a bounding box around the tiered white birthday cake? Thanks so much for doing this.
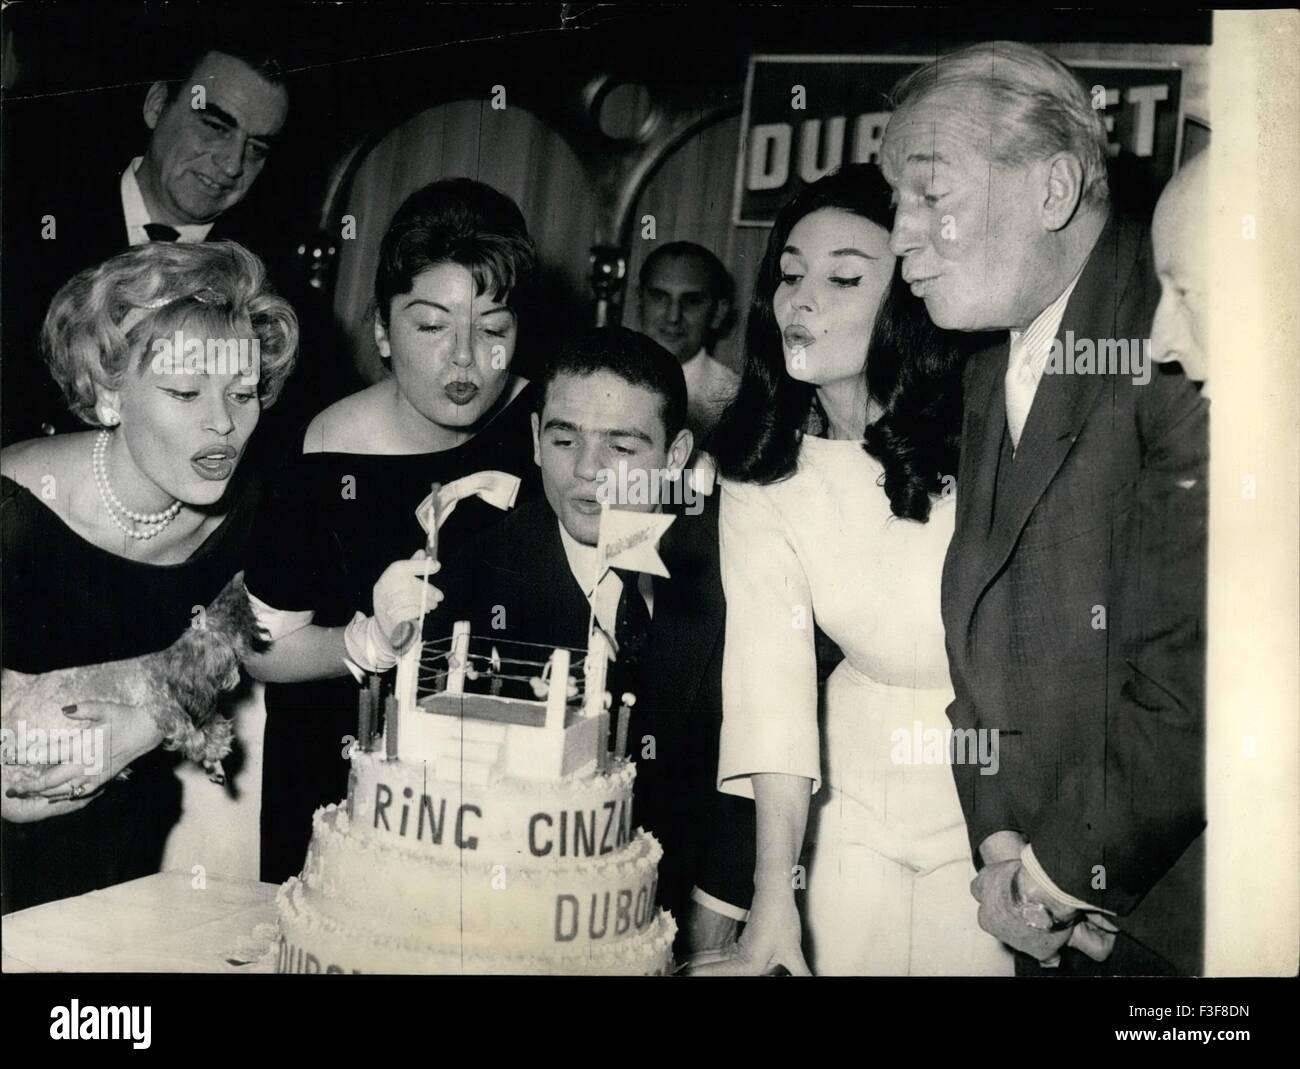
[274,622,676,975]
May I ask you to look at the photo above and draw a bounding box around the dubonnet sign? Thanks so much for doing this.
[733,53,1184,226]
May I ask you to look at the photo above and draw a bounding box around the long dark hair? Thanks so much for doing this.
[712,164,968,522]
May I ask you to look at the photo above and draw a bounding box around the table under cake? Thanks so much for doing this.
[1,872,278,973]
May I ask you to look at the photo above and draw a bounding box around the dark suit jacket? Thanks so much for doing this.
[0,161,348,454]
[941,210,1208,973]
[433,492,756,936]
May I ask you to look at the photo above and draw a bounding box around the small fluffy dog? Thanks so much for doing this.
[1,573,268,784]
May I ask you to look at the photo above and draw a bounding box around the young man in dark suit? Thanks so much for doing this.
[882,41,1208,975]
[383,326,755,955]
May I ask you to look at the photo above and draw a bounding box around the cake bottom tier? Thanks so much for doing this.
[275,878,676,975]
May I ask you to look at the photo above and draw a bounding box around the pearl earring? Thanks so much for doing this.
[97,404,119,427]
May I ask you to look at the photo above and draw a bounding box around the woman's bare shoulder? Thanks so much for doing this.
[300,385,388,454]
[0,433,93,494]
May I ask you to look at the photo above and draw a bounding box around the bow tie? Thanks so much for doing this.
[144,223,181,242]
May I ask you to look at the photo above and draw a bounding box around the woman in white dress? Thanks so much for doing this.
[708,164,1012,976]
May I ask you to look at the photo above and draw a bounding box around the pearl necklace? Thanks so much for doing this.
[91,429,182,540]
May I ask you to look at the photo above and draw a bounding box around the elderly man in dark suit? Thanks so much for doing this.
[1,36,293,444]
[389,326,755,956]
[882,41,1207,975]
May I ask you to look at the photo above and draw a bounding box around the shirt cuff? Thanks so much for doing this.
[342,611,398,676]
[1021,845,1115,917]
[690,886,750,923]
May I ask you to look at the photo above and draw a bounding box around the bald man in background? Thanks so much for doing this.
[1151,152,1209,386]
[636,242,739,441]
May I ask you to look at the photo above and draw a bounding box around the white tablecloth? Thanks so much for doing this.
[1,871,279,973]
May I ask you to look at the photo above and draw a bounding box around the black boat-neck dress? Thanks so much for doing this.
[246,383,540,882]
[1,471,259,913]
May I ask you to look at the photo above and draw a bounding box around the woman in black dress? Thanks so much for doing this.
[1,240,298,912]
[246,179,542,882]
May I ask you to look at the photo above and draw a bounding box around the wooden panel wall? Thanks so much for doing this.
[334,100,603,382]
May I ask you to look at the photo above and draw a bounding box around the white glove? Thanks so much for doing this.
[374,550,443,636]
[343,551,445,677]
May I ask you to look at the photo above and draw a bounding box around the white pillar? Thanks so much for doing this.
[447,620,471,696]
[583,628,610,720]
[545,648,570,733]
[395,631,420,716]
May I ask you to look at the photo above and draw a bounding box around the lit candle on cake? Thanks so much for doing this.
[357,684,371,755]
[489,646,503,696]
[367,674,382,750]
[615,693,633,758]
[384,694,399,761]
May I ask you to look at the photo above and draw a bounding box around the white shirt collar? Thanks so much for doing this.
[120,157,214,245]
[555,519,653,634]
[1010,268,1085,368]
[680,346,710,371]
[557,521,604,600]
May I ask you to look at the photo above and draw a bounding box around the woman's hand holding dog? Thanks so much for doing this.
[2,763,94,822]
[6,700,163,808]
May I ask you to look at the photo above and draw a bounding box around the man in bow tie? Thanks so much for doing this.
[881,40,1208,975]
[379,327,756,956]
[2,32,294,444]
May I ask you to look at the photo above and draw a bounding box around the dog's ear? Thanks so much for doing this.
[207,573,271,656]
[226,572,269,658]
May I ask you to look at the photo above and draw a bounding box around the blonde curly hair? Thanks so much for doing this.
[41,240,299,427]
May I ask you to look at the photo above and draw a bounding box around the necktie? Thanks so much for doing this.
[609,569,652,721]
[144,223,180,242]
[1004,331,1039,450]
[613,569,651,664]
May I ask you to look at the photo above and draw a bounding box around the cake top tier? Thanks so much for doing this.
[388,620,623,785]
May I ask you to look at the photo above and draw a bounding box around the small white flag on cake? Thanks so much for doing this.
[415,471,521,538]
[595,504,675,579]
[413,470,521,561]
